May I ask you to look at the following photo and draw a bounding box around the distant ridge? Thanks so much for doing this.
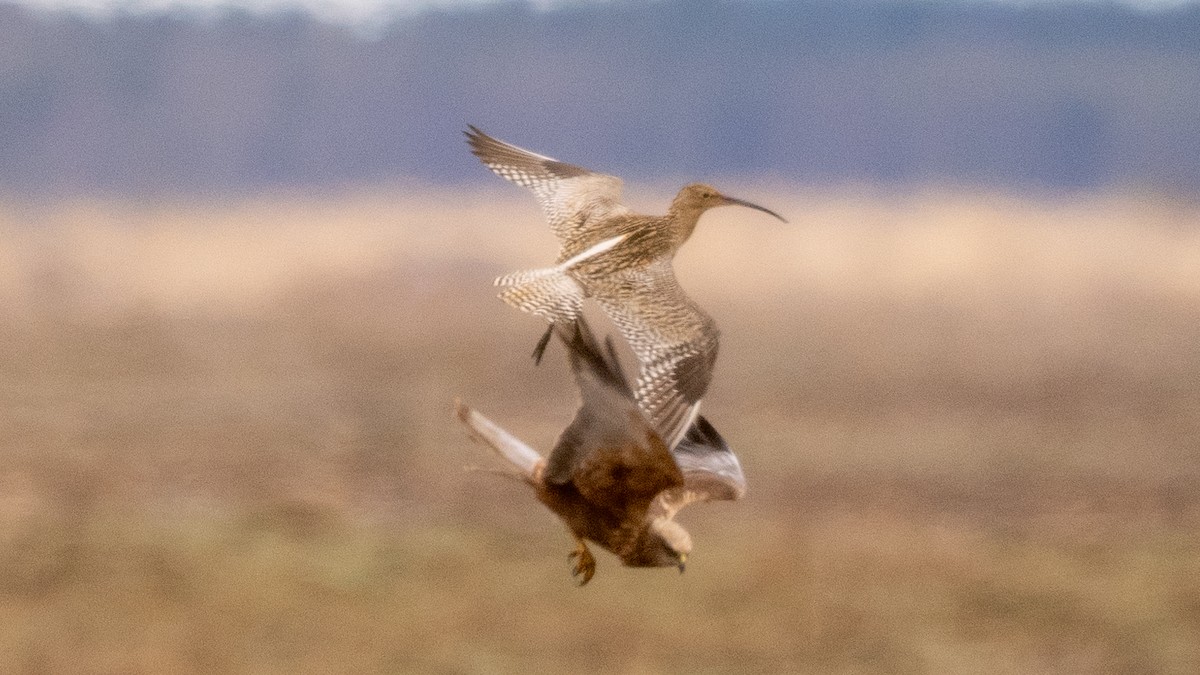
[1,0,1197,195]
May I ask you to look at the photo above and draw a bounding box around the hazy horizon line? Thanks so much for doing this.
[5,0,1198,28]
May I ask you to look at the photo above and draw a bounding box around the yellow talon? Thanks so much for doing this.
[568,540,596,585]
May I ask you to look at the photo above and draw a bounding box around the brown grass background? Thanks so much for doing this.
[1,187,1198,672]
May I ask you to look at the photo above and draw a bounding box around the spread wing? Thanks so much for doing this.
[454,399,544,481]
[465,126,629,257]
[594,261,720,451]
[653,415,747,520]
[543,320,684,520]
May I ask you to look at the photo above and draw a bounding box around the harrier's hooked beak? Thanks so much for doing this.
[677,554,687,574]
[723,196,788,223]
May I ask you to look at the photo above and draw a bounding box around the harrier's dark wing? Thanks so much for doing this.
[543,320,684,518]
[653,415,747,520]
[595,261,720,451]
[465,126,630,257]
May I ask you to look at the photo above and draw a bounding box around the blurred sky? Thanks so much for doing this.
[9,0,1200,24]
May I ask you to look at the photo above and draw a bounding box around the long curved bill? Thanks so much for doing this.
[724,196,788,223]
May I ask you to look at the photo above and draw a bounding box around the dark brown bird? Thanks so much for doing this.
[455,319,746,585]
[466,125,785,450]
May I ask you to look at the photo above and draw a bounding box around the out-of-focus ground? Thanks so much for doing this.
[1,187,1198,672]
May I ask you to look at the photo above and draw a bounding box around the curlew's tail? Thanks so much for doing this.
[495,267,585,325]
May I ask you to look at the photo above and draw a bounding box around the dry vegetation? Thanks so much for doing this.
[1,187,1198,673]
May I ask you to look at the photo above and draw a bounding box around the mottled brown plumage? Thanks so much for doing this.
[466,125,785,449]
[455,319,746,585]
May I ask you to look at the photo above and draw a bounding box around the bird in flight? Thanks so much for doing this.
[455,319,746,585]
[466,126,785,450]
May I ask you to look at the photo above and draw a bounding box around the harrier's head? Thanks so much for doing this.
[648,518,693,573]
[670,183,787,223]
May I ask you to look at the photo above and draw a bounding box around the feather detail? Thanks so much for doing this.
[454,399,545,483]
[495,268,585,324]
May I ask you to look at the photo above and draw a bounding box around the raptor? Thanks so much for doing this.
[456,319,746,585]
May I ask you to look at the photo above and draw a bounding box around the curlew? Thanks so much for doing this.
[456,318,745,585]
[466,125,785,449]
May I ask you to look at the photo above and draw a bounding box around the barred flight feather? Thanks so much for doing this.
[495,268,585,324]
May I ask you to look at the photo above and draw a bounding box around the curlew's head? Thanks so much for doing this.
[671,183,787,223]
[647,517,693,573]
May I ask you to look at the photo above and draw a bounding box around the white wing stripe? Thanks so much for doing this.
[557,233,629,270]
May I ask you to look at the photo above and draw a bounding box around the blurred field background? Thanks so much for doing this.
[2,187,1198,672]
[4,0,1200,671]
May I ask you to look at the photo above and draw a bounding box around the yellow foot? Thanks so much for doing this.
[568,541,596,586]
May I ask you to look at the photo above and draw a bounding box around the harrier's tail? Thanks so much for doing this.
[455,399,544,483]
